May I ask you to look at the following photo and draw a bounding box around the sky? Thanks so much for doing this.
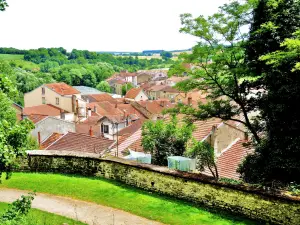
[0,0,229,52]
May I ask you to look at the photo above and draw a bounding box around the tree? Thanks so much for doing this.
[142,116,194,166]
[186,140,218,180]
[0,0,8,11]
[122,83,134,95]
[0,74,35,181]
[169,1,262,143]
[160,51,173,60]
[239,0,300,185]
[96,81,111,93]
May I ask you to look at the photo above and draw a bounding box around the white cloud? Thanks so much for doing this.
[0,0,229,52]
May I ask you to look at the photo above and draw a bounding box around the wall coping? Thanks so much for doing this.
[25,150,300,203]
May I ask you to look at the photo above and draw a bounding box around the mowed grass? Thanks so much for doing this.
[0,202,86,225]
[0,54,24,60]
[0,173,258,225]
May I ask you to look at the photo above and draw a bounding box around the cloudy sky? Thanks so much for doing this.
[0,0,229,52]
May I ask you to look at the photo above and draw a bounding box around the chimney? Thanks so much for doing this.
[123,109,126,119]
[244,132,248,141]
[94,105,97,113]
[211,125,217,133]
[38,132,41,147]
[188,97,192,105]
[89,126,93,136]
[87,108,92,117]
[76,99,79,114]
[160,100,165,107]
[60,109,65,120]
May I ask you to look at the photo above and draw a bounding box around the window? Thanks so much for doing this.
[56,97,59,105]
[42,97,46,104]
[103,125,109,133]
[42,87,45,95]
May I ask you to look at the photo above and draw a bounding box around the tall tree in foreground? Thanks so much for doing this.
[169,1,262,142]
[0,74,35,182]
[239,0,300,184]
[0,0,8,11]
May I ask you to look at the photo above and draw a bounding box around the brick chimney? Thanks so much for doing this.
[244,132,248,141]
[38,131,41,147]
[89,126,93,136]
[188,97,192,105]
[94,105,97,113]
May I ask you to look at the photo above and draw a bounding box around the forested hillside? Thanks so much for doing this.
[0,47,174,105]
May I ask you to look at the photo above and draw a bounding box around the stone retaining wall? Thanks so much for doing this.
[18,150,300,225]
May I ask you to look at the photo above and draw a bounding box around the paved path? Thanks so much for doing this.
[0,188,162,225]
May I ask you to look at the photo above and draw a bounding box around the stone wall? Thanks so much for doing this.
[18,150,300,225]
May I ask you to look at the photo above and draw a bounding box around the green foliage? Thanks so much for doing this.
[240,0,300,185]
[186,140,218,179]
[0,193,35,224]
[288,182,300,196]
[142,116,194,166]
[160,51,173,60]
[96,81,111,93]
[122,82,134,95]
[172,1,261,144]
[219,178,243,185]
[0,74,36,181]
[0,0,8,11]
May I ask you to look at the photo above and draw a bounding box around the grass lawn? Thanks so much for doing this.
[0,202,86,225]
[0,173,258,225]
[0,54,24,60]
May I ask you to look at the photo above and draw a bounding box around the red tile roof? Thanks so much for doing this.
[127,137,144,153]
[75,116,101,137]
[27,114,48,124]
[125,88,143,99]
[23,104,62,117]
[46,132,114,154]
[45,83,80,95]
[87,93,117,103]
[136,100,174,115]
[112,129,142,157]
[216,139,253,180]
[40,132,63,149]
[161,86,181,93]
[118,119,144,136]
[192,118,223,141]
[147,85,167,92]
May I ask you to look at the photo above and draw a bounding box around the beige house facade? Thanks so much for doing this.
[24,83,87,120]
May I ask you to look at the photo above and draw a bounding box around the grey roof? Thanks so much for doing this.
[73,86,104,95]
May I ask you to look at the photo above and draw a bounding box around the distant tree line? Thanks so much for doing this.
[0,47,27,55]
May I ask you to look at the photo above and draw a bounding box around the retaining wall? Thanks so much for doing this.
[17,150,300,225]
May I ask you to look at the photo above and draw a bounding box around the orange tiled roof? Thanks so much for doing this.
[125,88,142,99]
[75,116,102,137]
[40,132,63,149]
[23,104,62,117]
[118,119,144,136]
[46,132,114,154]
[45,82,80,96]
[27,114,48,124]
[217,139,253,180]
[88,93,117,103]
[192,118,223,141]
[136,100,174,115]
[127,137,144,153]
[147,85,167,92]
